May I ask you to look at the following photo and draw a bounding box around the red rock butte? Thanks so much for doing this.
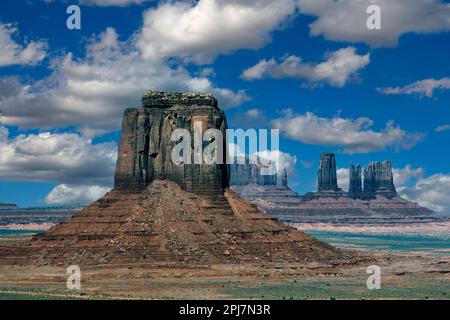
[0,91,355,267]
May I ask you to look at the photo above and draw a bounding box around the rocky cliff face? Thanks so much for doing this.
[114,91,228,195]
[349,164,363,199]
[229,157,278,186]
[281,168,288,187]
[318,153,339,192]
[363,161,397,198]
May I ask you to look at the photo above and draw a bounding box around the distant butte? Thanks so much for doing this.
[231,153,448,224]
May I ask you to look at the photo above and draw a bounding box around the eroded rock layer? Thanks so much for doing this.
[0,181,349,266]
[231,154,447,224]
[318,153,339,192]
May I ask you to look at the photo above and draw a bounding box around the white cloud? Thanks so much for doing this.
[337,168,349,191]
[211,88,251,109]
[393,165,424,188]
[230,108,269,128]
[400,173,450,213]
[377,78,450,98]
[79,0,147,6]
[137,0,299,64]
[297,0,450,47]
[0,126,116,186]
[435,124,450,132]
[254,149,297,177]
[272,110,424,153]
[227,142,297,177]
[45,184,110,205]
[241,47,370,87]
[0,28,249,136]
[0,23,47,67]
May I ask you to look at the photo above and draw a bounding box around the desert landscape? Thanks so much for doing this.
[0,91,448,300]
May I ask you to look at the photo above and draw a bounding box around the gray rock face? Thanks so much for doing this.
[231,153,447,224]
[363,161,397,198]
[0,203,18,210]
[349,164,363,199]
[229,157,277,186]
[318,153,339,192]
[229,163,277,186]
[114,91,228,195]
[281,168,288,187]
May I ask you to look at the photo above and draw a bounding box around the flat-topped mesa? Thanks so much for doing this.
[349,164,363,199]
[318,153,339,192]
[363,160,397,198]
[142,91,218,109]
[114,91,228,195]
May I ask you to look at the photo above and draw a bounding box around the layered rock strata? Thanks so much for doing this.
[0,92,348,266]
[232,154,447,224]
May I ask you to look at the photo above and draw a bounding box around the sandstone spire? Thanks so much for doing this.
[318,153,339,191]
[363,160,397,198]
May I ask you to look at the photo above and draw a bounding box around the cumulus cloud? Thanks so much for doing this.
[337,168,349,191]
[0,23,47,67]
[377,78,450,98]
[271,110,424,153]
[0,126,117,186]
[297,0,450,47]
[400,173,450,213]
[79,0,147,6]
[241,47,370,87]
[45,184,111,205]
[255,149,297,177]
[435,124,450,132]
[0,28,249,136]
[227,142,297,177]
[229,108,269,128]
[137,0,299,64]
[393,165,424,188]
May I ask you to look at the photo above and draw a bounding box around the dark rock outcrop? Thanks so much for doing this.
[114,91,228,195]
[363,161,397,198]
[232,153,447,224]
[348,164,363,199]
[318,153,339,192]
[281,168,288,187]
[0,203,18,210]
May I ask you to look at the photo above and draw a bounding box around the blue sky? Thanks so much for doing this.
[0,0,449,212]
